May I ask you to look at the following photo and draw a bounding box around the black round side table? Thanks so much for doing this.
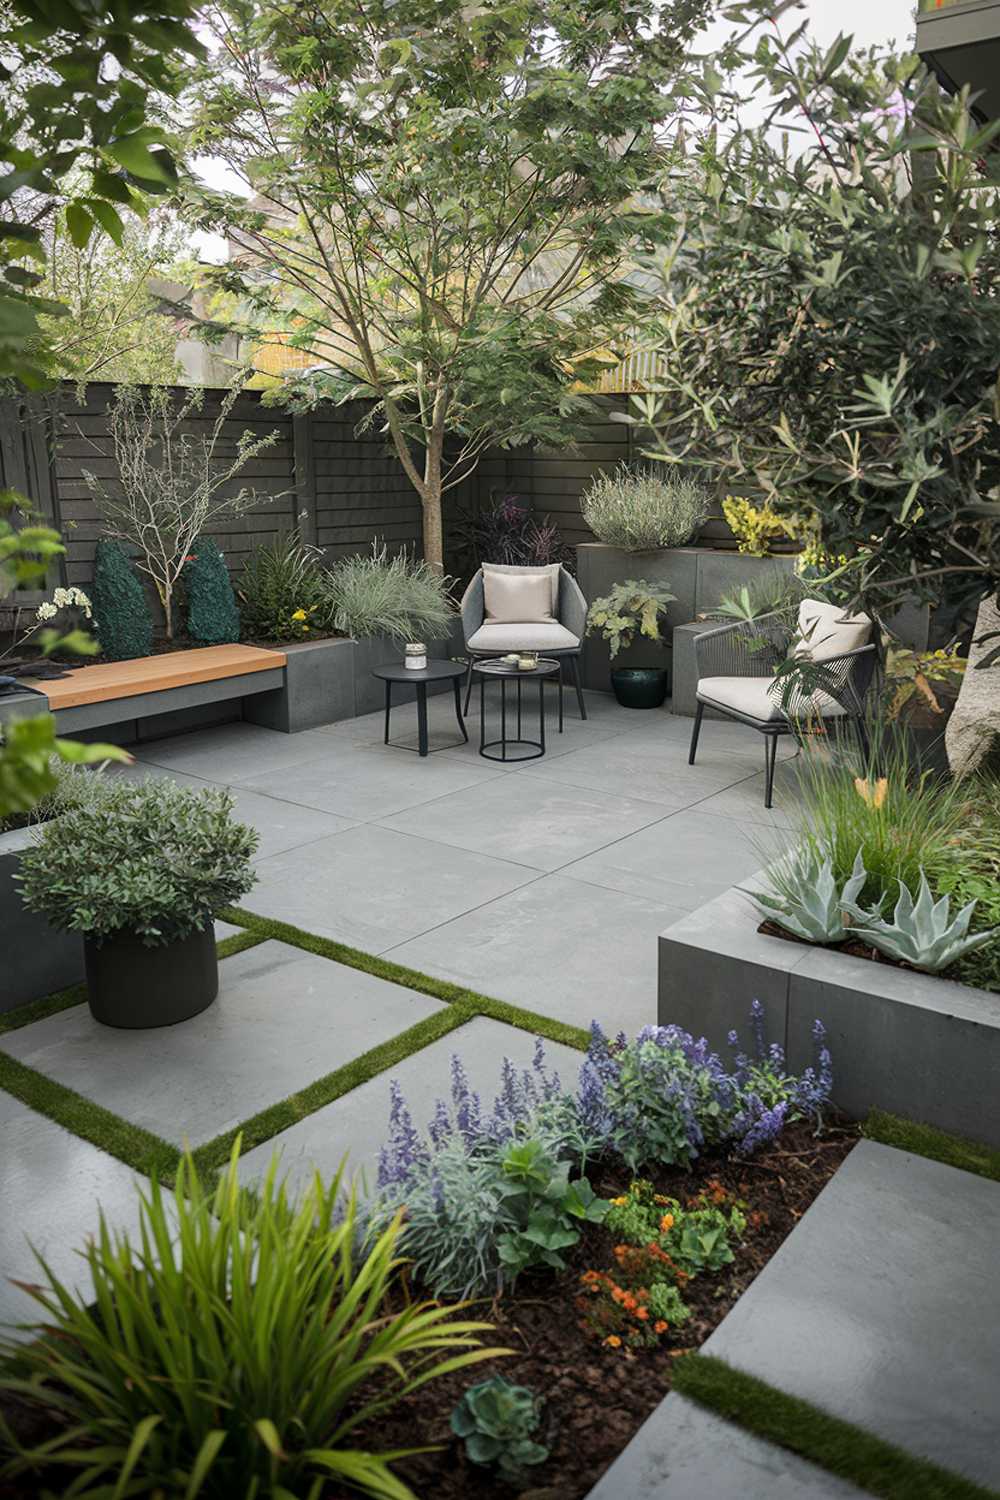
[475,657,561,762]
[371,660,469,757]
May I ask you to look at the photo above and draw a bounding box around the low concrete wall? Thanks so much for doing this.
[658,877,1000,1147]
[0,823,83,1012]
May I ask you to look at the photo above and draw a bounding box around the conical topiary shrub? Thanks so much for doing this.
[91,539,153,661]
[184,536,240,645]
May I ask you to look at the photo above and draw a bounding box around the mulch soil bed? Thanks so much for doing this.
[760,916,926,971]
[332,1117,859,1500]
[0,1120,858,1500]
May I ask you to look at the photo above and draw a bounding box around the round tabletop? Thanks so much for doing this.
[371,659,466,684]
[473,656,560,680]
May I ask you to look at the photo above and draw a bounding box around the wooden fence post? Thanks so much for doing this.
[293,413,317,545]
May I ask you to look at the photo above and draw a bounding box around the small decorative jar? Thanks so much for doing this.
[517,653,538,671]
[405,642,427,671]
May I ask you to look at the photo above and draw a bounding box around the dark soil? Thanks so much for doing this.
[0,1121,858,1500]
[759,917,919,971]
[331,1118,859,1500]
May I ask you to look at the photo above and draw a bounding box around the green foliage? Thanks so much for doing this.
[320,544,456,644]
[184,535,240,644]
[843,871,999,975]
[720,496,797,558]
[714,569,812,626]
[753,847,872,944]
[647,1280,691,1326]
[0,0,201,385]
[451,1377,549,1484]
[91,537,153,660]
[0,716,127,821]
[237,531,326,642]
[865,1109,1000,1185]
[605,1179,746,1277]
[495,1138,609,1279]
[883,644,966,725]
[185,0,715,564]
[0,1146,501,1500]
[581,463,712,552]
[18,776,258,947]
[638,10,1000,615]
[586,578,677,659]
[936,791,1000,991]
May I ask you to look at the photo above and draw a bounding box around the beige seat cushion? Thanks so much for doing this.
[697,675,847,721]
[483,562,561,614]
[482,569,554,624]
[792,598,871,662]
[468,621,580,652]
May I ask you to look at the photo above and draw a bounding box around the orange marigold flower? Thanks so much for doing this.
[605,1335,622,1348]
[611,1287,625,1305]
[654,1320,668,1334]
[635,1307,649,1321]
[659,1213,674,1232]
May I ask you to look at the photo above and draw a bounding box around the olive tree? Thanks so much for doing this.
[185,0,713,568]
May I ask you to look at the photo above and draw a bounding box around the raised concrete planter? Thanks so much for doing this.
[246,637,357,733]
[658,876,1000,1147]
[576,545,796,692]
[0,822,83,1013]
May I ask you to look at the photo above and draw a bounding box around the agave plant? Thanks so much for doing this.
[843,872,1000,974]
[751,847,872,944]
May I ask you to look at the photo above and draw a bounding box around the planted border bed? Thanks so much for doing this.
[657,877,1000,1148]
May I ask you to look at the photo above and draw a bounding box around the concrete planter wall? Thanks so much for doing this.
[576,545,797,692]
[658,878,1000,1148]
[0,822,83,1013]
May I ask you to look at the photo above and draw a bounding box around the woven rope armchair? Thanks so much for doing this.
[689,618,878,807]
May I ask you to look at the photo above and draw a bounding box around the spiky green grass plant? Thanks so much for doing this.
[319,543,455,643]
[0,1145,504,1500]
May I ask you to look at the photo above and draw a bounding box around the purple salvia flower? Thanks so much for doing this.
[428,1097,452,1148]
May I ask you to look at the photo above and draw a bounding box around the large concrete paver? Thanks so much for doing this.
[587,1393,866,1499]
[704,1140,1000,1489]
[387,871,679,1036]
[135,721,350,782]
[0,1090,156,1337]
[0,942,444,1147]
[249,823,539,951]
[237,1015,585,1193]
[517,733,764,809]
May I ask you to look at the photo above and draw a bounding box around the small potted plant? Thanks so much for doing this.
[17,777,258,1027]
[586,579,677,708]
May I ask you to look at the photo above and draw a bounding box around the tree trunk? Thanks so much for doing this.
[422,482,444,572]
[163,587,173,641]
[946,593,1000,777]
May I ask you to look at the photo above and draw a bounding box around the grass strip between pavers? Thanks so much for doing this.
[864,1109,1000,1185]
[0,1051,179,1182]
[673,1355,999,1500]
[219,904,592,1051]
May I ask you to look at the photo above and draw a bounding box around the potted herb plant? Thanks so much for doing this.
[586,579,677,708]
[17,777,258,1027]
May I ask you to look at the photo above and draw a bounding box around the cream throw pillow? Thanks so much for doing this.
[793,598,871,662]
[483,561,561,613]
[483,569,555,624]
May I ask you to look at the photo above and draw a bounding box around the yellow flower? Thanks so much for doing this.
[291,608,307,622]
[854,777,888,809]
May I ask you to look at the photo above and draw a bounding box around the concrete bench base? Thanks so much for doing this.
[657,876,1000,1147]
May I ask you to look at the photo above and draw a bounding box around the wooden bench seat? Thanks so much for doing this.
[19,644,287,735]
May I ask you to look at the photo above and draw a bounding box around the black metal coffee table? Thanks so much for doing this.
[474,657,562,762]
[371,660,468,757]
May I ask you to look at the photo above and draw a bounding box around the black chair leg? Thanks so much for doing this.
[568,654,587,720]
[463,657,475,715]
[688,701,704,765]
[764,733,779,809]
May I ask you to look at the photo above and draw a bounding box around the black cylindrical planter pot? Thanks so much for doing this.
[610,667,669,710]
[84,924,218,1029]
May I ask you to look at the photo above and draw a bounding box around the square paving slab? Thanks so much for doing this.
[387,871,680,1035]
[134,721,350,782]
[588,1392,866,1499]
[378,774,672,872]
[703,1140,1000,1489]
[518,734,765,809]
[236,1015,585,1194]
[0,942,445,1148]
[0,1090,156,1337]
[248,823,539,951]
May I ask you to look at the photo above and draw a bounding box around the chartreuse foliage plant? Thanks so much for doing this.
[184,534,240,644]
[91,536,153,660]
[451,1377,549,1484]
[586,579,677,659]
[18,776,258,946]
[186,0,715,568]
[0,1146,504,1500]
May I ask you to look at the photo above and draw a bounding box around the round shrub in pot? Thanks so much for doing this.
[17,777,258,1028]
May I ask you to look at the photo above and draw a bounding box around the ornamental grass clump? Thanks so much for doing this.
[17,775,258,946]
[0,1146,502,1500]
[582,463,712,551]
[318,542,456,643]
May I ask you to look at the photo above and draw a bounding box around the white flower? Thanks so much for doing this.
[35,601,58,621]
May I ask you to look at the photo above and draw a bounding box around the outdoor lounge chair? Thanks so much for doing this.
[688,602,878,808]
[460,562,589,719]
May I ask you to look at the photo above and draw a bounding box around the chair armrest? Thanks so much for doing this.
[460,572,485,646]
[558,567,587,643]
[694,619,786,680]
